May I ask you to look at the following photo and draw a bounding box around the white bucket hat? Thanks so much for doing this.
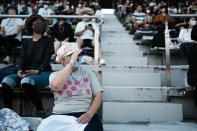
[56,42,79,63]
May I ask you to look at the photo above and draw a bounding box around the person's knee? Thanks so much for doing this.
[21,77,35,87]
[2,76,17,88]
[77,39,83,46]
[91,40,95,47]
[144,24,150,29]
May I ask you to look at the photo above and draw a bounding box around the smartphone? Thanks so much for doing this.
[88,24,92,27]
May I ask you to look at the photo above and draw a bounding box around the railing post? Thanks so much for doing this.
[94,23,99,76]
[165,21,171,87]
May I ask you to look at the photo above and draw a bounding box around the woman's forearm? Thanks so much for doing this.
[51,63,72,91]
[87,92,102,118]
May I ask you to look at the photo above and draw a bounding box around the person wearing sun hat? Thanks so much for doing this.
[75,8,106,65]
[40,42,103,131]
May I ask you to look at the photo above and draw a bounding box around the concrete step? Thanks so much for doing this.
[103,122,197,131]
[101,38,133,42]
[103,56,147,65]
[102,72,161,87]
[103,86,168,102]
[103,102,183,123]
[102,46,139,52]
[103,51,143,57]
[101,65,155,73]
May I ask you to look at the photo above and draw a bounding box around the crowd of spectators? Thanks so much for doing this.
[0,0,105,65]
[116,0,197,106]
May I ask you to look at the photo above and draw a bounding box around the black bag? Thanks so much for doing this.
[0,64,19,83]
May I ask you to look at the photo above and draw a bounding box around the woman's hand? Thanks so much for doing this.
[64,38,69,42]
[70,49,82,65]
[77,112,93,124]
[25,70,40,76]
[17,70,25,79]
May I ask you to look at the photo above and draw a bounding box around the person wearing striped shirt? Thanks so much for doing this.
[132,5,150,31]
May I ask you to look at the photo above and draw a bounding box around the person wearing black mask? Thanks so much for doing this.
[51,12,75,63]
[1,15,54,117]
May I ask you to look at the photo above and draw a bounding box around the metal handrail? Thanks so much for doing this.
[165,14,197,87]
[0,14,99,19]
[0,14,100,74]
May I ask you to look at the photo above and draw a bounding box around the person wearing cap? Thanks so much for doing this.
[75,8,106,65]
[51,12,75,63]
[46,42,103,131]
[1,15,54,117]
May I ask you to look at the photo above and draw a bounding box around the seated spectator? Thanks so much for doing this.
[154,6,174,29]
[18,0,32,15]
[180,25,197,106]
[42,42,103,131]
[131,5,150,31]
[75,8,106,65]
[168,5,178,14]
[38,3,52,16]
[0,6,23,64]
[1,15,54,117]
[51,14,75,63]
[179,17,196,43]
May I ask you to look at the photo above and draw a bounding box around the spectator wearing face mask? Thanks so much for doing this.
[18,0,32,15]
[38,4,52,16]
[51,13,75,64]
[154,6,174,29]
[0,6,23,64]
[75,8,106,65]
[0,15,54,117]
[131,5,150,31]
[180,25,197,106]
[179,17,196,43]
[168,5,178,14]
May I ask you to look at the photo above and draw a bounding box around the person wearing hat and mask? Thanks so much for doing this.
[42,42,103,131]
[75,8,106,65]
[1,15,54,117]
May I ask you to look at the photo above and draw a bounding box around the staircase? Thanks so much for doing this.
[101,14,183,125]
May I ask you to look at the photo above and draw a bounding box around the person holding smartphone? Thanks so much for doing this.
[1,15,54,117]
[75,8,106,65]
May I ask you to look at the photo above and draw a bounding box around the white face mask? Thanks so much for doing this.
[190,20,196,26]
[44,5,48,9]
[146,10,150,13]
[83,14,89,21]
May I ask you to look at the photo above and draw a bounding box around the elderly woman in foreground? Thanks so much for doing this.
[38,42,103,131]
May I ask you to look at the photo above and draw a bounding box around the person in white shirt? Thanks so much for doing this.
[0,6,23,64]
[179,17,196,43]
[75,8,106,65]
[38,4,52,16]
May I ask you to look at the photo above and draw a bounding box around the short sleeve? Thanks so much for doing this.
[49,72,58,88]
[16,18,24,26]
[179,29,184,41]
[1,19,7,27]
[132,14,136,18]
[75,22,83,33]
[88,70,103,94]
